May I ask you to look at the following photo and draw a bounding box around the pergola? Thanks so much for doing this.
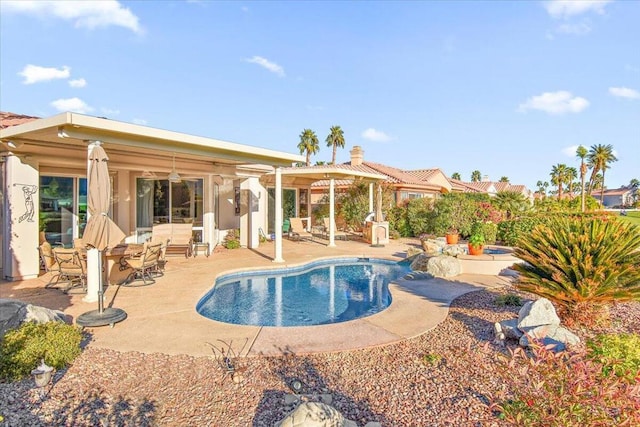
[262,164,387,262]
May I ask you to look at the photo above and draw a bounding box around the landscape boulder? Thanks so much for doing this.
[0,299,69,339]
[426,255,461,278]
[495,297,579,351]
[276,401,357,427]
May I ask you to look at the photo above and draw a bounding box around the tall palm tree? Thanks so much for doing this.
[471,170,482,182]
[566,167,578,200]
[325,125,345,165]
[536,180,549,198]
[297,129,320,166]
[576,145,588,212]
[451,172,461,180]
[499,176,509,183]
[587,144,617,204]
[550,163,569,200]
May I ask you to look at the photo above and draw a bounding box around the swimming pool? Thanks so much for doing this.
[196,258,410,327]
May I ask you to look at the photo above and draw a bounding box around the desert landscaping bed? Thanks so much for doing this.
[1,286,639,426]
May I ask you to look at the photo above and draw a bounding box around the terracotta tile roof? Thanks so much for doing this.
[358,161,428,185]
[462,181,495,192]
[494,182,510,192]
[405,168,441,181]
[448,179,482,193]
[0,111,40,129]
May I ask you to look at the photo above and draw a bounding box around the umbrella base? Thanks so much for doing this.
[76,308,127,328]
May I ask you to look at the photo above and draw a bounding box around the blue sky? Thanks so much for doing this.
[1,0,638,191]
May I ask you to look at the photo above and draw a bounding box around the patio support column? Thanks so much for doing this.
[369,182,374,213]
[329,178,336,247]
[273,167,284,263]
[84,141,100,303]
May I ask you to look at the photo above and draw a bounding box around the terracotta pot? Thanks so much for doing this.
[468,243,484,256]
[445,233,459,244]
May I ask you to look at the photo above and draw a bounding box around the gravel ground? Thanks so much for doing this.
[1,287,639,427]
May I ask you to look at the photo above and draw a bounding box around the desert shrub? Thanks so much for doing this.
[223,229,240,249]
[587,333,640,381]
[405,198,433,236]
[512,217,640,327]
[486,341,640,426]
[386,205,412,237]
[0,321,83,381]
[495,294,523,307]
[497,215,545,246]
[424,193,479,237]
[476,221,497,245]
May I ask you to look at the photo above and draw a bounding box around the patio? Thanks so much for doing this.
[0,237,510,357]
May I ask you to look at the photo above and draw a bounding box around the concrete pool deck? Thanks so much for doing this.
[0,238,514,357]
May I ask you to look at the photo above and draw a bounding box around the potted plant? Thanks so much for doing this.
[445,228,459,244]
[467,223,485,256]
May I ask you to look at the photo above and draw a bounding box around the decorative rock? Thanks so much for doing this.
[493,322,505,341]
[420,240,442,256]
[497,319,523,340]
[426,256,461,278]
[276,401,357,427]
[409,253,431,272]
[0,299,69,339]
[519,325,581,351]
[406,246,423,258]
[517,298,560,330]
[442,245,466,257]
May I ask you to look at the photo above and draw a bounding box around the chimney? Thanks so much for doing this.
[482,175,490,182]
[350,146,364,166]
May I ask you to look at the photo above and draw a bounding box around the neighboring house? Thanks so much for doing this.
[311,146,454,206]
[600,187,638,208]
[1,111,307,280]
[449,177,533,203]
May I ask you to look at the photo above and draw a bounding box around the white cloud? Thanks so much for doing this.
[2,0,143,34]
[19,64,70,84]
[609,86,640,100]
[361,128,393,143]
[50,97,93,114]
[556,22,592,35]
[68,78,87,88]
[245,56,285,77]
[544,0,612,19]
[517,91,590,115]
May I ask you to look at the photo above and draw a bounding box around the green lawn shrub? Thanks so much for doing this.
[0,321,83,381]
[495,294,523,307]
[587,333,640,381]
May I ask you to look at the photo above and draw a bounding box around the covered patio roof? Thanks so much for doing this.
[0,112,304,169]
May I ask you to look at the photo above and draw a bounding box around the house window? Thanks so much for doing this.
[136,178,204,227]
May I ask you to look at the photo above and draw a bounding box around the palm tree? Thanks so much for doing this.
[451,172,461,180]
[566,167,578,200]
[536,180,549,198]
[297,129,320,166]
[550,163,569,200]
[499,176,509,183]
[325,125,345,165]
[494,191,528,219]
[628,178,639,189]
[471,170,482,182]
[587,144,618,204]
[576,145,588,212]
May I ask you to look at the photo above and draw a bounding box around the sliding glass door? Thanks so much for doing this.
[39,176,87,247]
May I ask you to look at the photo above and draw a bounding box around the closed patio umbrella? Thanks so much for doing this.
[76,143,127,327]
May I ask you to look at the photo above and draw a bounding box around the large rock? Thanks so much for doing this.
[409,253,431,272]
[420,239,443,256]
[276,402,357,427]
[426,256,461,278]
[442,244,467,257]
[494,319,523,341]
[0,299,69,339]
[519,324,581,351]
[517,298,560,330]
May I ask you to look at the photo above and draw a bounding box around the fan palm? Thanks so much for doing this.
[297,129,320,166]
[550,163,569,200]
[576,145,588,212]
[451,172,461,180]
[587,144,618,204]
[471,170,482,182]
[325,125,345,165]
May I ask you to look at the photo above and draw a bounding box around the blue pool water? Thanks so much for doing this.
[196,258,410,327]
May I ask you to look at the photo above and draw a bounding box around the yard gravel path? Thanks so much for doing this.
[2,287,638,426]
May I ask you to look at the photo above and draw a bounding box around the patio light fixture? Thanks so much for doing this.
[168,153,181,182]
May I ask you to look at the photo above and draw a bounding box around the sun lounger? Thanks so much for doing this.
[289,217,314,242]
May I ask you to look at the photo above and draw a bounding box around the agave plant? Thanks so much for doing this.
[513,217,640,323]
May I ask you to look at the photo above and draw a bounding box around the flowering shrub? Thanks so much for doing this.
[485,340,640,426]
[587,333,640,381]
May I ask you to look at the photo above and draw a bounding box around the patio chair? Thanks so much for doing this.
[322,217,349,241]
[289,217,314,242]
[38,241,60,288]
[123,241,163,286]
[148,237,169,276]
[53,247,87,293]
